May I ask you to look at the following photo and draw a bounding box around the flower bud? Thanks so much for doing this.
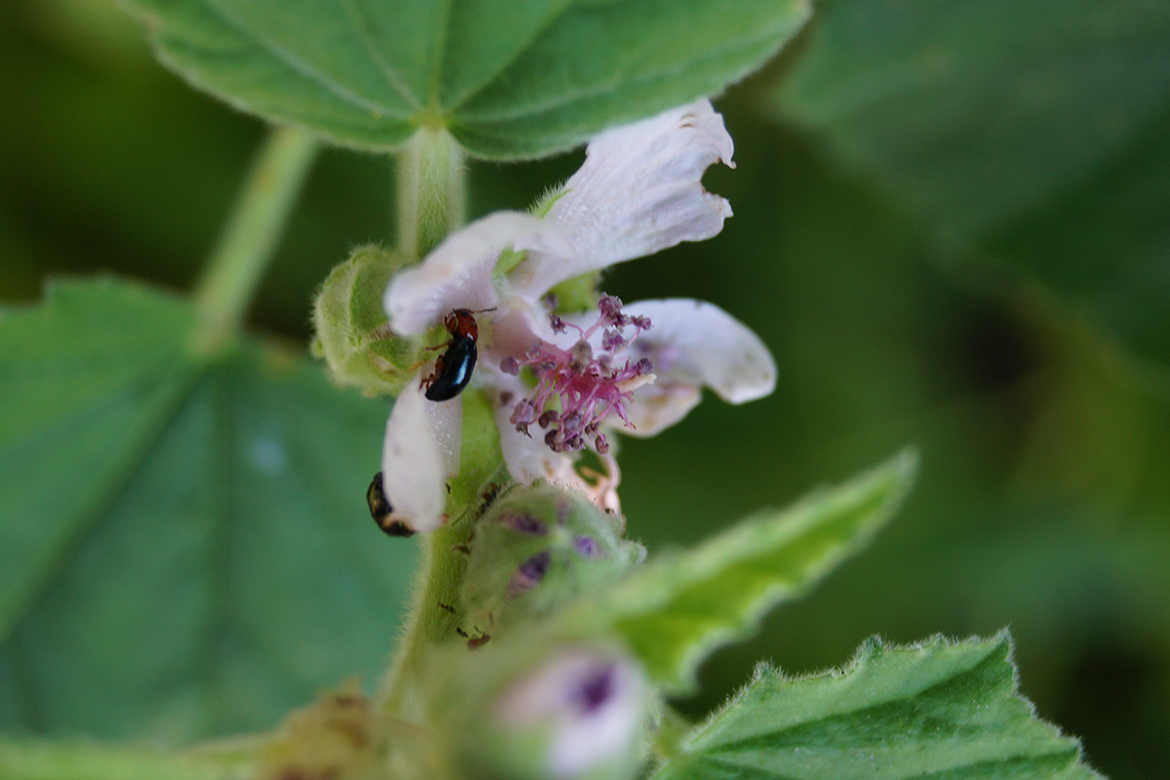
[493,648,649,780]
[457,484,644,641]
[311,245,437,395]
[432,639,650,780]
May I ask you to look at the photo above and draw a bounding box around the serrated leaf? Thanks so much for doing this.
[769,0,1170,368]
[567,451,917,693]
[0,278,414,743]
[122,0,810,158]
[651,633,1103,780]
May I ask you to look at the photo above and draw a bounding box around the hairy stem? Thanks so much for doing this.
[379,522,475,723]
[379,130,472,719]
[191,126,318,354]
[378,457,509,724]
[396,128,466,260]
[0,737,254,780]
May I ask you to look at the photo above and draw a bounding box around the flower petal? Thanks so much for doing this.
[380,377,462,533]
[512,100,734,299]
[620,299,775,435]
[385,211,573,335]
[425,385,464,477]
[619,384,702,438]
[487,306,549,362]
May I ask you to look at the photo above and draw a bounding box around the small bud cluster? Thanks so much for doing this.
[503,295,653,453]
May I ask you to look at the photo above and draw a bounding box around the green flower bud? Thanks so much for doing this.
[311,245,441,395]
[457,484,645,641]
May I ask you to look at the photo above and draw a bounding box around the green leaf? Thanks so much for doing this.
[769,0,1170,367]
[651,633,1103,780]
[121,0,810,158]
[986,104,1170,370]
[0,278,414,743]
[567,451,917,693]
[0,737,246,780]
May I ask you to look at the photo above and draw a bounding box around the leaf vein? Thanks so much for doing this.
[454,21,792,125]
[193,0,411,119]
[0,367,204,642]
[441,0,576,114]
[337,0,422,110]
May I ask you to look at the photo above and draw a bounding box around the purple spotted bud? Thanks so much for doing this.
[494,649,649,780]
[500,511,548,536]
[436,639,649,780]
[457,485,644,637]
[507,551,552,597]
[500,356,521,375]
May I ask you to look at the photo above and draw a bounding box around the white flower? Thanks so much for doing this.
[379,100,776,534]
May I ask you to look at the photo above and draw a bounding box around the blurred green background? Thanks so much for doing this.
[2,1,1168,779]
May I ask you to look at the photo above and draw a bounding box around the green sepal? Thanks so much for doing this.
[311,245,439,395]
[548,273,602,315]
[494,247,527,280]
[530,186,570,219]
[558,450,918,694]
[650,632,1103,780]
[458,484,644,640]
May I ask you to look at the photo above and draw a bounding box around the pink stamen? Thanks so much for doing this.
[510,296,653,453]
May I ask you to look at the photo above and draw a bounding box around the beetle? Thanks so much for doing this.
[367,471,414,537]
[423,308,479,402]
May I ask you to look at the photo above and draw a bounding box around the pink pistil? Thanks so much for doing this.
[505,295,653,453]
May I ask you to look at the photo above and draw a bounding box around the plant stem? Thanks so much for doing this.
[0,736,250,780]
[396,128,466,260]
[379,526,470,722]
[377,129,471,721]
[191,126,318,354]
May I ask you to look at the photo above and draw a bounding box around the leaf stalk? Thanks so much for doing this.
[396,128,466,260]
[191,125,318,354]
